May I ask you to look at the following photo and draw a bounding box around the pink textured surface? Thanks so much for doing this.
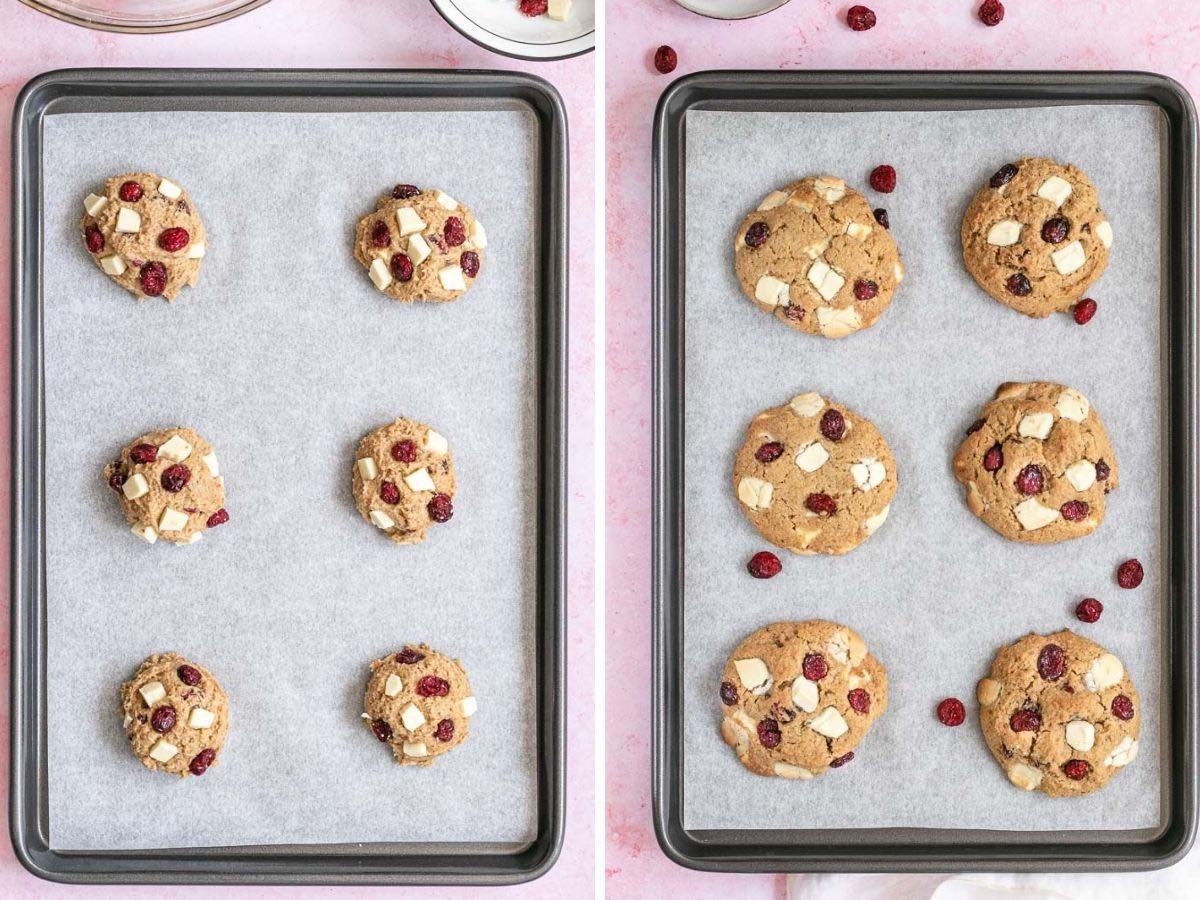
[605,0,1199,895]
[0,1,593,895]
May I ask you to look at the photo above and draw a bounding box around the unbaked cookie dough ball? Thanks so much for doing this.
[352,417,456,545]
[733,175,904,338]
[953,381,1118,544]
[733,392,897,555]
[720,620,888,779]
[119,652,229,778]
[961,157,1112,318]
[362,644,476,767]
[353,184,486,303]
[104,427,229,546]
[80,172,208,300]
[978,630,1140,797]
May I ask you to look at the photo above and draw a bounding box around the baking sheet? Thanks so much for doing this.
[41,108,540,850]
[681,104,1165,831]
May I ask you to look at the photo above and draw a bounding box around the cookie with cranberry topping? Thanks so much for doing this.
[352,417,457,545]
[719,620,888,779]
[104,427,227,546]
[953,381,1118,544]
[978,630,1139,798]
[733,392,897,556]
[119,652,229,778]
[961,157,1112,318]
[80,172,208,301]
[353,186,485,303]
[733,176,904,338]
[362,643,476,767]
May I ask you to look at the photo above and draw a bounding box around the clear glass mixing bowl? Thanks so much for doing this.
[18,0,272,33]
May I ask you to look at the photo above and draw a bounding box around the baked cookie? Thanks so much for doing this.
[978,631,1140,797]
[733,176,904,338]
[719,620,888,779]
[352,418,456,545]
[353,185,485,303]
[80,173,208,300]
[362,644,476,767]
[953,382,1118,544]
[104,427,228,546]
[961,157,1112,318]
[733,392,896,555]
[119,652,229,778]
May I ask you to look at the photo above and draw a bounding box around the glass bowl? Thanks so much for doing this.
[18,0,272,33]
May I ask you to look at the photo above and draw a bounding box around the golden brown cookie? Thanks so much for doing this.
[353,185,485,303]
[119,652,229,778]
[104,427,228,546]
[961,157,1111,318]
[80,173,207,301]
[953,382,1118,544]
[351,418,456,545]
[719,620,888,779]
[733,392,897,555]
[977,630,1140,798]
[362,644,476,767]
[733,175,903,338]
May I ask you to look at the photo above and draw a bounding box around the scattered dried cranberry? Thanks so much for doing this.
[130,443,158,463]
[1073,298,1098,325]
[435,719,455,742]
[1009,708,1041,732]
[846,5,876,31]
[937,698,966,726]
[983,443,1003,472]
[379,481,401,505]
[873,208,889,229]
[177,664,202,685]
[1041,217,1069,244]
[393,184,419,199]
[396,647,426,664]
[150,705,176,734]
[157,227,190,252]
[747,551,782,579]
[1075,597,1103,623]
[1061,500,1090,522]
[119,180,143,202]
[1005,272,1032,296]
[966,419,985,435]
[989,163,1018,188]
[744,222,769,248]
[371,221,391,248]
[848,688,871,713]
[756,717,782,748]
[755,441,784,463]
[1117,558,1144,589]
[140,261,167,297]
[206,508,229,528]
[444,217,467,247]
[1037,644,1065,681]
[390,252,414,282]
[371,718,393,742]
[802,653,828,682]
[805,493,837,516]
[830,752,855,768]
[978,0,1005,26]
[417,675,450,697]
[160,464,191,493]
[461,251,481,278]
[1095,459,1111,481]
[869,164,896,192]
[188,748,216,776]
[108,469,127,491]
[720,681,738,706]
[84,224,105,253]
[854,279,879,301]
[1015,464,1044,495]
[820,408,846,441]
[1062,759,1091,781]
[519,0,548,15]
[1112,694,1135,720]
[391,440,417,462]
[428,493,454,523]
[654,45,678,74]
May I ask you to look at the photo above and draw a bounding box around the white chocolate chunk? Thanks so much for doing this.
[850,457,886,492]
[847,668,873,691]
[201,453,220,477]
[773,762,814,780]
[987,219,1022,246]
[737,476,773,510]
[791,678,819,713]
[863,504,890,535]
[434,191,458,211]
[757,190,789,211]
[977,677,1001,706]
[1095,220,1113,249]
[809,706,849,739]
[396,207,425,236]
[788,198,813,212]
[406,233,431,266]
[438,265,466,292]
[400,702,426,732]
[404,467,436,493]
[384,673,403,697]
[115,207,142,233]
[402,741,428,758]
[131,524,158,544]
[460,696,478,717]
[826,630,851,665]
[813,177,846,204]
[734,657,773,695]
[1066,459,1097,492]
[845,220,873,241]
[754,275,790,308]
[1083,653,1124,692]
[807,259,846,301]
[188,707,215,729]
[789,393,824,418]
[894,260,904,283]
[547,0,570,19]
[1018,412,1054,440]
[470,220,487,248]
[177,532,203,545]
[1055,388,1089,422]
[1104,736,1138,767]
[158,508,188,532]
[148,739,179,763]
[801,237,830,260]
[186,241,206,260]
[1065,719,1096,752]
[84,193,108,216]
[1051,240,1086,276]
[369,258,393,291]
[123,713,133,728]
[816,305,861,338]
[157,178,182,200]
[122,473,149,500]
[1014,498,1058,531]
[158,434,193,463]
[139,681,166,706]
[356,457,379,481]
[1007,762,1043,791]
[1037,175,1073,207]
[369,509,395,530]
[423,429,448,455]
[100,254,126,275]
[794,441,829,473]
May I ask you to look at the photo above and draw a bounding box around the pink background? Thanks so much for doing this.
[0,0,593,896]
[605,1,1200,896]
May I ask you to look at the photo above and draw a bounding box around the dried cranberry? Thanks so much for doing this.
[444,217,467,247]
[784,305,805,322]
[1073,298,1098,324]
[1037,644,1065,681]
[744,222,769,248]
[119,180,143,202]
[417,675,450,697]
[755,441,784,463]
[206,508,229,528]
[108,469,127,490]
[461,251,481,278]
[1075,597,1103,623]
[719,681,738,705]
[1095,459,1111,481]
[848,688,871,713]
[139,261,167,297]
[966,419,985,435]
[84,224,105,253]
[1112,695,1135,720]
[820,408,846,441]
[653,45,678,74]
[978,0,1005,26]
[983,444,1003,472]
[830,752,855,768]
[188,748,216,776]
[873,208,889,229]
[756,717,782,748]
[435,719,455,743]
[371,718,393,741]
[937,698,966,726]
[371,221,391,248]
[1061,500,1090,522]
[389,252,414,282]
[747,551,782,579]
[846,5,877,31]
[1041,217,1069,244]
[802,653,828,682]
[177,665,201,685]
[805,493,837,516]
[130,443,158,463]
[392,184,419,199]
[869,164,896,193]
[157,227,190,252]
[391,440,417,462]
[1009,708,1042,732]
[1005,272,1032,296]
[374,482,399,506]
[428,493,453,523]
[150,705,176,734]
[1014,464,1044,494]
[1117,558,1144,589]
[1062,759,1091,781]
[854,279,879,301]
[395,647,426,664]
[989,163,1018,188]
[519,0,548,14]
[161,464,190,493]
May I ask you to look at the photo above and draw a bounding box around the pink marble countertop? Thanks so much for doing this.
[605,0,1199,896]
[0,0,593,895]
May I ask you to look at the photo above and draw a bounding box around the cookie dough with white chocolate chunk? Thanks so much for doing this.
[119,652,229,778]
[732,392,897,556]
[733,175,903,338]
[961,157,1111,318]
[353,184,485,303]
[352,417,456,545]
[978,630,1140,798]
[363,643,475,767]
[104,427,229,546]
[80,172,208,301]
[719,620,888,779]
[953,381,1118,544]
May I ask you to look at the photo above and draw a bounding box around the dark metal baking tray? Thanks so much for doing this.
[652,70,1197,872]
[10,68,567,885]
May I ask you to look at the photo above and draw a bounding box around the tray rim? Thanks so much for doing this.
[651,68,1198,873]
[9,66,568,886]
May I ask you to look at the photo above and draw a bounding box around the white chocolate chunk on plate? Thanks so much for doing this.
[754,275,790,308]
[122,473,149,500]
[158,434,193,463]
[356,457,379,481]
[395,207,425,236]
[793,441,829,473]
[809,706,848,739]
[987,220,1022,246]
[1083,653,1123,692]
[369,258,393,291]
[737,476,773,510]
[1037,175,1073,207]
[1095,220,1113,248]
[157,178,182,200]
[1051,240,1086,276]
[1018,412,1054,440]
[1014,498,1058,531]
[158,508,189,532]
[84,193,108,216]
[1065,719,1095,752]
[757,190,789,211]
[789,393,824,418]
[404,467,436,493]
[148,739,179,763]
[1065,459,1097,492]
[547,0,570,19]
[188,707,215,729]
[115,207,142,233]
[734,657,773,694]
[139,681,166,706]
[369,509,395,530]
[100,254,126,276]
[1055,388,1089,422]
[385,673,404,697]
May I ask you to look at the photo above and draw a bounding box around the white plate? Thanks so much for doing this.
[671,0,790,20]
[430,0,594,61]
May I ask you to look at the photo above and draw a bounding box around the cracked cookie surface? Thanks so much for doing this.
[953,381,1118,544]
[978,630,1140,798]
[733,392,897,555]
[733,175,904,338]
[961,157,1111,318]
[719,620,888,779]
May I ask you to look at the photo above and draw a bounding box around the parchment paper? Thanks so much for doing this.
[681,104,1166,831]
[41,108,541,850]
